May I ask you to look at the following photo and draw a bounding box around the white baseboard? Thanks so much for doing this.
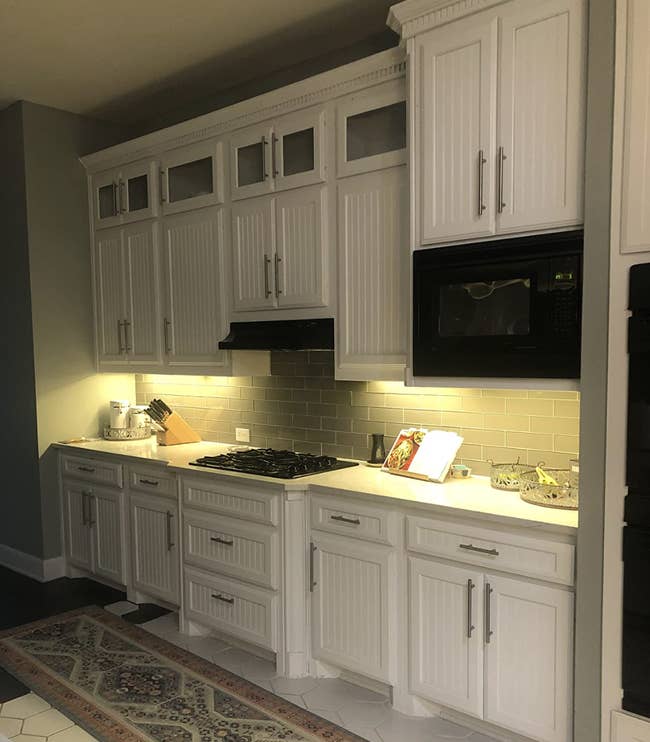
[0,544,66,582]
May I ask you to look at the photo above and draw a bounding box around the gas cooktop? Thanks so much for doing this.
[189,448,359,479]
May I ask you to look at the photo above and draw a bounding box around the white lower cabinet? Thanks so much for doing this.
[130,493,180,606]
[63,480,126,585]
[612,711,650,742]
[311,532,394,683]
[409,557,574,742]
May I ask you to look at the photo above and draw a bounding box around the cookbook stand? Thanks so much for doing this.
[156,413,201,446]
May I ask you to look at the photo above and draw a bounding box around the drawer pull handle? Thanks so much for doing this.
[139,479,159,486]
[77,466,96,473]
[467,579,475,638]
[459,543,499,556]
[330,514,361,525]
[210,536,234,546]
[212,593,234,605]
[166,511,175,551]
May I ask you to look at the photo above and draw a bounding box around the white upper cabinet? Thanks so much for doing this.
[92,159,158,230]
[336,167,409,381]
[161,206,230,370]
[417,14,497,243]
[497,0,586,234]
[337,80,407,178]
[407,0,586,246]
[160,140,224,215]
[230,107,326,200]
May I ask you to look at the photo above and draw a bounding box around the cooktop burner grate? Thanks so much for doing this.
[189,448,359,479]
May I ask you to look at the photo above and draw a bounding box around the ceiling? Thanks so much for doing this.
[0,0,396,127]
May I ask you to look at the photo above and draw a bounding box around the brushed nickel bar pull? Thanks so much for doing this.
[166,511,174,551]
[139,479,159,487]
[81,491,90,526]
[309,542,317,592]
[119,179,126,214]
[88,495,96,527]
[160,169,167,203]
[261,136,269,180]
[271,133,279,177]
[459,543,499,556]
[210,536,234,546]
[123,319,132,352]
[264,255,272,298]
[478,149,487,216]
[117,319,125,353]
[497,146,507,213]
[163,318,171,354]
[274,253,282,297]
[485,583,494,643]
[467,579,475,638]
[212,594,234,605]
[112,182,119,216]
[330,514,361,525]
[77,465,96,473]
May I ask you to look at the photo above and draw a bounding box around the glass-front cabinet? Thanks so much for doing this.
[92,160,159,230]
[230,106,326,200]
[337,81,407,177]
[159,139,224,215]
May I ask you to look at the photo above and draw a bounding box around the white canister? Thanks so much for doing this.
[129,405,150,429]
[109,400,130,429]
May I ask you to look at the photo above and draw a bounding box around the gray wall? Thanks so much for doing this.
[0,104,44,558]
[574,0,616,739]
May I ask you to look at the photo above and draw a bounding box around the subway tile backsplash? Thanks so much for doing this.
[135,351,579,476]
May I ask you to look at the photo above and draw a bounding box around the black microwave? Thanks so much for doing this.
[412,231,583,379]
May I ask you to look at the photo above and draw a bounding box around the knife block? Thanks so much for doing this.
[156,412,201,446]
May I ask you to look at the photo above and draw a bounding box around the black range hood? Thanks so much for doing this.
[218,318,334,351]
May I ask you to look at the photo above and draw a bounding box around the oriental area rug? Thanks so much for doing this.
[0,606,363,741]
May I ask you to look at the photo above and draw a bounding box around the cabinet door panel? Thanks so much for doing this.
[94,228,125,364]
[162,208,230,369]
[121,160,158,224]
[124,223,162,365]
[409,557,484,718]
[131,494,179,606]
[274,107,326,192]
[230,124,273,201]
[64,485,92,571]
[275,186,327,308]
[418,12,497,244]
[337,167,408,381]
[92,169,121,230]
[312,534,392,682]
[497,0,586,232]
[91,489,124,585]
[161,140,224,215]
[484,574,573,742]
[231,197,275,311]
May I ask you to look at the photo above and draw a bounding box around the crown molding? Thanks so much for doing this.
[81,47,406,173]
[387,0,507,39]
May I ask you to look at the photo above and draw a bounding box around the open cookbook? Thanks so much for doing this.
[381,428,464,483]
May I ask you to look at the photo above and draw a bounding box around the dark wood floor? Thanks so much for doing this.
[0,566,168,703]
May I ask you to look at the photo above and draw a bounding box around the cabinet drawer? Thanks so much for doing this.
[129,467,176,498]
[182,476,279,525]
[311,493,398,545]
[61,454,123,488]
[184,567,277,650]
[184,510,278,589]
[406,515,575,586]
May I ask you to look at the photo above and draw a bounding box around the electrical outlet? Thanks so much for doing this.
[235,427,250,443]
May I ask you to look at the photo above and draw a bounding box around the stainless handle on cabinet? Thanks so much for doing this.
[166,511,174,551]
[309,542,317,592]
[117,319,125,353]
[261,136,269,179]
[459,543,499,556]
[163,318,171,354]
[477,149,487,216]
[497,146,507,213]
[78,465,96,473]
[112,182,119,216]
[330,514,360,525]
[119,179,126,214]
[467,579,475,638]
[485,582,493,643]
[160,169,167,203]
[81,491,91,526]
[274,253,282,297]
[210,536,234,546]
[212,593,234,605]
[123,319,132,352]
[139,479,159,487]
[88,495,96,527]
[271,133,279,177]
[264,255,272,298]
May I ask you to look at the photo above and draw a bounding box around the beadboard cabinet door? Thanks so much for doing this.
[231,196,275,311]
[275,185,327,309]
[94,228,126,365]
[63,484,93,572]
[483,574,573,742]
[409,557,484,719]
[336,167,408,381]
[311,533,393,683]
[496,0,586,234]
[91,488,125,585]
[130,494,179,606]
[161,207,230,370]
[417,11,497,244]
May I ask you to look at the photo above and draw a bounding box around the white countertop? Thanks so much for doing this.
[55,438,578,534]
